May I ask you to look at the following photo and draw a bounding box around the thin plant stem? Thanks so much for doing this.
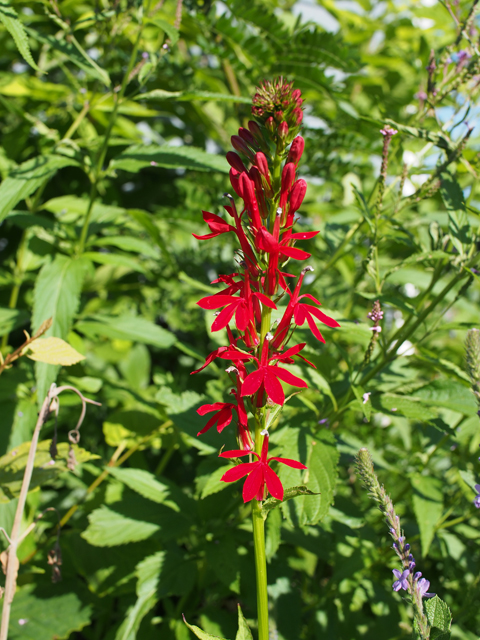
[251,498,269,640]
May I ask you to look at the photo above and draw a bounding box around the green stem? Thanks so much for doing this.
[252,499,268,640]
[77,27,143,255]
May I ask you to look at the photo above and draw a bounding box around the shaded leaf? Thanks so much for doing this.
[0,308,29,337]
[0,1,40,71]
[109,144,229,174]
[76,314,176,349]
[425,596,452,639]
[412,493,443,557]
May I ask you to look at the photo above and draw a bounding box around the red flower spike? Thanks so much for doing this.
[288,136,305,166]
[219,435,307,502]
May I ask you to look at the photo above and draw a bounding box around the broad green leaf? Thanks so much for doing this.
[261,485,319,520]
[108,467,171,504]
[109,144,229,174]
[9,585,91,639]
[137,89,251,103]
[183,616,229,640]
[0,440,99,503]
[412,493,443,557]
[42,196,126,224]
[32,255,91,403]
[147,17,179,45]
[425,596,452,639]
[235,606,253,640]
[0,155,79,224]
[206,536,240,593]
[414,379,477,415]
[82,251,147,274]
[26,27,110,86]
[201,466,229,499]
[440,171,471,256]
[265,505,282,562]
[102,409,163,448]
[0,307,28,337]
[90,235,159,259]
[24,337,85,365]
[375,394,438,420]
[0,1,40,71]
[76,314,176,349]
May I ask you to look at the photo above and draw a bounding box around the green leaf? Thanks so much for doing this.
[375,393,438,420]
[82,251,148,274]
[412,493,443,557]
[8,585,91,640]
[137,89,251,103]
[414,379,477,415]
[235,606,253,640]
[0,307,28,337]
[351,385,371,421]
[0,1,40,71]
[32,255,91,404]
[201,466,229,499]
[183,616,229,640]
[76,314,176,349]
[265,505,282,562]
[206,536,240,593]
[261,485,319,520]
[91,235,159,259]
[147,17,179,45]
[26,27,110,86]
[424,596,452,639]
[0,440,99,503]
[440,171,472,256]
[127,208,172,262]
[107,467,171,504]
[0,155,79,224]
[109,144,229,174]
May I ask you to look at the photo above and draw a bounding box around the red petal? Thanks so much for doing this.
[254,293,277,309]
[304,305,341,328]
[241,368,266,397]
[192,232,221,240]
[305,312,326,343]
[298,353,317,369]
[257,227,278,253]
[203,211,235,234]
[299,293,322,305]
[235,301,250,332]
[221,462,258,483]
[220,449,258,459]
[268,457,307,470]
[243,465,264,502]
[275,342,306,360]
[215,406,234,432]
[219,350,255,362]
[264,370,285,405]
[197,295,237,310]
[211,304,237,332]
[273,366,308,388]
[264,465,284,500]
[197,403,225,416]
[289,231,319,240]
[280,246,311,260]
[293,305,306,325]
[191,347,228,374]
[197,413,219,436]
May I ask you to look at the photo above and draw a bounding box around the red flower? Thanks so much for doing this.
[219,435,307,502]
[192,211,235,240]
[273,267,340,348]
[197,402,237,436]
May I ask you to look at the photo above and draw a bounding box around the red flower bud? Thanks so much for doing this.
[289,179,307,217]
[293,108,303,125]
[238,127,257,147]
[278,121,289,141]
[249,166,263,193]
[248,120,262,139]
[275,110,284,123]
[226,151,247,173]
[287,136,305,166]
[231,135,254,161]
[265,117,275,133]
[292,89,302,101]
[239,172,261,229]
[255,152,270,179]
[281,162,296,194]
[229,168,244,198]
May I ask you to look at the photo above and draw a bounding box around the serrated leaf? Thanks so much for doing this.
[425,596,452,639]
[108,467,170,504]
[109,144,229,174]
[206,536,240,593]
[32,255,91,404]
[201,466,229,499]
[235,606,253,640]
[183,617,229,640]
[375,394,438,420]
[0,1,40,71]
[0,155,79,224]
[76,314,176,349]
[414,379,477,415]
[8,585,91,640]
[265,505,281,561]
[0,440,99,503]
[24,337,85,365]
[261,485,318,520]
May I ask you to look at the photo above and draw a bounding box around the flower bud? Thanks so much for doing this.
[239,172,261,228]
[281,162,296,194]
[292,89,302,102]
[293,107,303,125]
[265,117,275,133]
[278,121,289,141]
[248,120,263,140]
[249,166,263,193]
[231,135,254,161]
[274,110,284,122]
[226,151,247,173]
[289,179,307,216]
[287,136,305,166]
[238,127,257,147]
[229,168,244,198]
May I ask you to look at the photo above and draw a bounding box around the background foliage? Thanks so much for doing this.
[0,0,479,639]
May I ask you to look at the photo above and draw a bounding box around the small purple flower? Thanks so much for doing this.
[392,569,409,591]
[417,578,435,598]
[474,484,480,508]
[363,392,371,404]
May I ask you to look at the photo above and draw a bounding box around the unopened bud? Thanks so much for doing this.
[231,135,254,161]
[226,151,246,173]
[281,162,296,195]
[238,127,257,147]
[229,168,244,198]
[265,117,275,134]
[288,136,305,166]
[274,110,284,123]
[293,108,303,125]
[278,121,289,141]
[289,179,307,215]
[248,120,263,142]
[255,152,270,178]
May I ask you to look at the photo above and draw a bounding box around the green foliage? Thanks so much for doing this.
[0,0,479,639]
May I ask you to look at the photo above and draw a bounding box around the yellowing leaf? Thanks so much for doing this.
[24,337,85,365]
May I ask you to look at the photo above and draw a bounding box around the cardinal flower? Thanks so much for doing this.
[219,434,307,502]
[197,402,239,436]
[273,266,340,348]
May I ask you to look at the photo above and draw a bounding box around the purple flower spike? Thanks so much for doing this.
[392,569,410,591]
[417,578,435,598]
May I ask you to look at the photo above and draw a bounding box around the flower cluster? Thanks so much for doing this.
[191,79,340,503]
